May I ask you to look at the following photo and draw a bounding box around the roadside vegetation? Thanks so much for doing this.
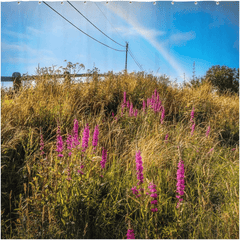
[1,62,239,239]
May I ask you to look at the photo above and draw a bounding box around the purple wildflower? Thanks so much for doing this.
[127,101,130,108]
[191,123,196,136]
[126,229,135,239]
[151,208,158,212]
[92,125,99,151]
[206,126,210,138]
[232,148,236,151]
[100,148,107,169]
[56,135,64,157]
[131,186,139,195]
[82,124,90,152]
[165,134,168,142]
[66,134,73,156]
[148,181,158,212]
[176,159,185,208]
[129,102,133,117]
[151,200,158,205]
[135,150,144,185]
[134,109,138,118]
[73,119,80,148]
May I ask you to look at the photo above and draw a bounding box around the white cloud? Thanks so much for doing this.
[115,26,165,39]
[2,42,53,56]
[27,26,44,35]
[106,3,186,77]
[2,29,31,39]
[169,31,196,46]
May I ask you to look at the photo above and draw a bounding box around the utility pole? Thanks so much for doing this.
[125,42,128,72]
[192,61,196,80]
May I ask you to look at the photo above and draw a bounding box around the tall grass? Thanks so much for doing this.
[1,63,239,238]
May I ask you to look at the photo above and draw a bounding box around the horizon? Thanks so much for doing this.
[1,1,239,88]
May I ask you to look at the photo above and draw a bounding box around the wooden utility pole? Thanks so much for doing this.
[125,42,128,72]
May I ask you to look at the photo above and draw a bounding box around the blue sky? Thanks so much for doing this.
[1,1,239,88]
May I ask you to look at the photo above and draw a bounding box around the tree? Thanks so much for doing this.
[204,65,239,95]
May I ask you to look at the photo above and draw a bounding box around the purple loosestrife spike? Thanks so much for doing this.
[232,148,236,151]
[73,119,80,148]
[165,134,168,142]
[123,91,127,104]
[100,148,107,169]
[135,150,144,185]
[126,229,135,239]
[161,107,165,124]
[112,112,114,117]
[127,101,130,108]
[176,159,185,208]
[92,125,99,151]
[134,109,138,118]
[190,107,195,123]
[82,124,90,152]
[149,181,158,212]
[206,126,210,138]
[131,186,139,195]
[191,123,196,136]
[66,134,73,156]
[40,134,45,155]
[56,134,64,157]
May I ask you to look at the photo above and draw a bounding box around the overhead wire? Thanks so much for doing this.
[129,49,144,71]
[67,1,125,48]
[94,2,126,44]
[93,2,145,72]
[42,1,125,52]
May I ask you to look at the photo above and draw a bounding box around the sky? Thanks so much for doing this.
[1,0,239,88]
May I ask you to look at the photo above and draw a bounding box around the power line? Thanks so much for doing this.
[129,51,142,71]
[94,2,126,44]
[67,1,125,48]
[42,1,125,52]
[129,49,144,71]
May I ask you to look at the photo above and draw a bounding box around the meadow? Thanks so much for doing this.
[1,64,239,239]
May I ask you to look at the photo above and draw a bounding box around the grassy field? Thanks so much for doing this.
[1,65,239,239]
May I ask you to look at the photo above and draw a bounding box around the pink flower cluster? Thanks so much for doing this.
[73,119,80,148]
[66,134,73,156]
[135,150,144,185]
[149,182,158,212]
[100,148,107,169]
[121,91,138,118]
[82,124,90,152]
[176,159,185,208]
[92,124,99,152]
[126,229,135,239]
[131,186,143,198]
[77,165,84,175]
[165,134,169,142]
[147,89,162,114]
